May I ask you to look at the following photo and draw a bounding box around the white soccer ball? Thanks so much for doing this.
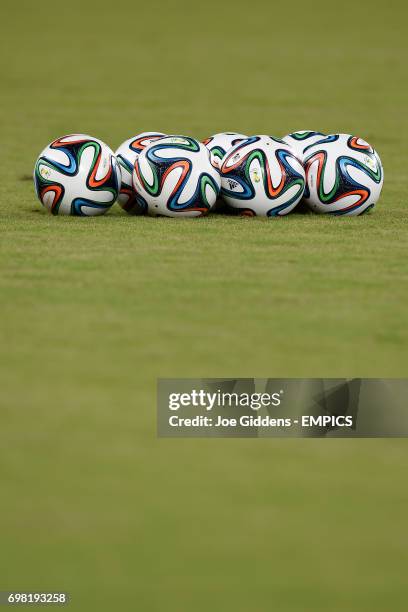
[115,132,166,214]
[34,134,120,216]
[132,135,221,217]
[220,135,305,216]
[303,134,384,215]
[282,130,326,162]
[202,132,248,169]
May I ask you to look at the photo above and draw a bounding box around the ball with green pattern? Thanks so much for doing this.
[133,136,220,217]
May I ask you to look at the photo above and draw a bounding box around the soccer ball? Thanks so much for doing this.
[220,135,306,216]
[132,135,221,217]
[202,132,248,169]
[303,134,384,215]
[34,134,120,216]
[115,132,166,214]
[282,130,326,162]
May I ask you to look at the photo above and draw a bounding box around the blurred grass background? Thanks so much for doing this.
[0,0,407,610]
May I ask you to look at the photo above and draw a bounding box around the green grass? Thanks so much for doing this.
[1,0,408,610]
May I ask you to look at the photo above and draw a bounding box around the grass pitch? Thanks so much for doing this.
[1,1,407,610]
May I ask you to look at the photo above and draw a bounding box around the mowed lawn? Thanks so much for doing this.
[0,0,407,611]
